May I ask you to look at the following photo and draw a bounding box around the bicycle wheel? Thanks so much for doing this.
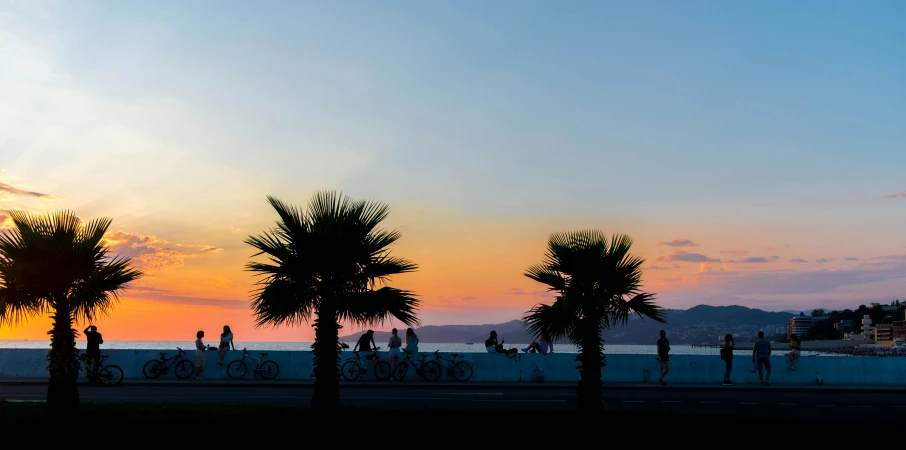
[142,360,163,379]
[452,361,473,382]
[393,361,409,380]
[259,360,280,380]
[341,360,362,381]
[175,359,195,379]
[373,360,391,381]
[99,365,124,386]
[421,361,442,381]
[226,360,247,379]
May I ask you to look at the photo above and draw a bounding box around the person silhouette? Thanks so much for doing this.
[84,325,103,379]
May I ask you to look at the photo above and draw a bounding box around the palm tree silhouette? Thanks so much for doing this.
[0,211,142,415]
[246,191,420,411]
[522,230,665,412]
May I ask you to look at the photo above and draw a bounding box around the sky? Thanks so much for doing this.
[1,0,905,341]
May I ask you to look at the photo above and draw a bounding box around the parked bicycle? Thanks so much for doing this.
[431,350,473,381]
[393,350,440,381]
[340,347,391,381]
[78,353,123,386]
[142,347,195,379]
[227,348,280,380]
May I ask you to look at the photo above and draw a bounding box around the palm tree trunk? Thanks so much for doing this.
[310,306,341,411]
[577,316,603,412]
[46,298,80,416]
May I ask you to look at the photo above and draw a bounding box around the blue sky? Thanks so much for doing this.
[1,1,905,337]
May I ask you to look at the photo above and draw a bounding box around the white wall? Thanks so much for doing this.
[1,349,904,385]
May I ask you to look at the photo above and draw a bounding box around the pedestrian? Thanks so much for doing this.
[752,330,772,385]
[195,330,206,380]
[657,329,670,386]
[721,333,735,385]
[84,325,103,380]
[388,328,402,380]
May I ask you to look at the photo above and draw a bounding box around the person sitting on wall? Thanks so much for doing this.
[523,332,554,354]
[485,331,518,356]
[786,333,802,370]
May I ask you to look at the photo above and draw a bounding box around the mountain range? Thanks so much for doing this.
[339,304,797,345]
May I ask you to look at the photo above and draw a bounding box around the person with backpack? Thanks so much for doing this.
[720,333,735,385]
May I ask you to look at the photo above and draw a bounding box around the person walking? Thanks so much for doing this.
[84,325,103,380]
[752,330,772,386]
[218,325,234,366]
[657,329,670,386]
[194,330,206,380]
[721,333,735,385]
[388,328,402,380]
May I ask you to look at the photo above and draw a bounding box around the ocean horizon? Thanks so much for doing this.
[0,340,836,357]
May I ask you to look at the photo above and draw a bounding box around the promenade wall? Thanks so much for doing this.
[1,349,904,386]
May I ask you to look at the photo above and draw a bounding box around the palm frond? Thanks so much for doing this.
[69,256,142,323]
[522,302,575,342]
[249,277,317,328]
[608,292,665,327]
[335,287,420,328]
[524,264,566,291]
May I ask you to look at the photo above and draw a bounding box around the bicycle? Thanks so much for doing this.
[78,353,124,386]
[431,350,473,381]
[142,347,195,379]
[340,347,391,381]
[393,350,440,381]
[227,348,280,380]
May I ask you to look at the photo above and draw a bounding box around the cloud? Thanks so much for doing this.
[506,288,552,297]
[104,231,224,272]
[657,239,698,247]
[789,258,809,263]
[880,191,906,199]
[816,258,835,263]
[844,257,859,261]
[0,182,55,200]
[129,289,248,309]
[728,256,781,263]
[721,250,748,255]
[656,252,720,263]
[647,265,670,270]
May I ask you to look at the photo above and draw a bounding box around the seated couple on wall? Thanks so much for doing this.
[485,331,519,356]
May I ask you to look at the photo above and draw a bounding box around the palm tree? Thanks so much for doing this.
[522,230,665,412]
[0,211,142,414]
[246,191,420,411]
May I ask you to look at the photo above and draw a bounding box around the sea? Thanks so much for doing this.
[0,340,834,357]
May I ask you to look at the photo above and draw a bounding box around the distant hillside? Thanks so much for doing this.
[340,305,796,345]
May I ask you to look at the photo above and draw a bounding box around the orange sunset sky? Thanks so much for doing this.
[2,2,905,341]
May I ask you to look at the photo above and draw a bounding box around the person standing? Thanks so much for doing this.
[388,328,402,380]
[84,325,103,380]
[721,333,735,385]
[194,330,206,380]
[656,329,670,386]
[752,331,772,386]
[405,328,419,354]
[218,325,234,366]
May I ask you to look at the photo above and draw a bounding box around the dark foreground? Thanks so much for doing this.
[3,402,904,441]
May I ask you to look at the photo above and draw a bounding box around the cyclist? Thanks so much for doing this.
[354,330,376,353]
[84,325,103,380]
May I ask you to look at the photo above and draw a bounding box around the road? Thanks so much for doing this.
[2,382,904,423]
